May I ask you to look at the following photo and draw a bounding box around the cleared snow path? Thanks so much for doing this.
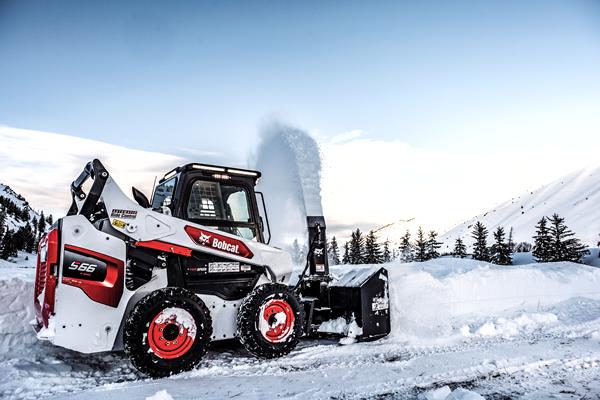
[4,258,600,399]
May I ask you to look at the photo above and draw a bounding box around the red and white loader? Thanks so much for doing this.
[33,159,390,377]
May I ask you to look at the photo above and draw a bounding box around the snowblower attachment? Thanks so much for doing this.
[299,217,391,341]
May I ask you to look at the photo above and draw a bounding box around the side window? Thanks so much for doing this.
[223,186,251,222]
[152,177,177,209]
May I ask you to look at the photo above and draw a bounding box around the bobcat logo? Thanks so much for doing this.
[314,248,324,256]
[199,232,212,245]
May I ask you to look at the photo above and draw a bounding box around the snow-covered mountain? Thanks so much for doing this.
[440,165,600,252]
[0,183,42,231]
[372,218,421,247]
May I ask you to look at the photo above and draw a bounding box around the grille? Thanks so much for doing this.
[35,262,47,298]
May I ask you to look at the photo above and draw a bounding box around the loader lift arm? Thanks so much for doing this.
[67,159,110,219]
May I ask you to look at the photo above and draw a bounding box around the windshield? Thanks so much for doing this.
[186,180,256,240]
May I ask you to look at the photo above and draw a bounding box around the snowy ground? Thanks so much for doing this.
[3,255,600,399]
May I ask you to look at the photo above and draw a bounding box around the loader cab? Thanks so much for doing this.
[152,163,268,243]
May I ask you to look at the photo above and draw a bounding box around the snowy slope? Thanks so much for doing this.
[440,165,600,252]
[372,217,421,247]
[4,258,600,399]
[0,183,42,231]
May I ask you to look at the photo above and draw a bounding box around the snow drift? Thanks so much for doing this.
[4,256,600,399]
[385,258,600,342]
[4,257,600,352]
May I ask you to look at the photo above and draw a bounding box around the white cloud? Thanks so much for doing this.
[328,129,364,144]
[1,125,598,244]
[0,126,186,216]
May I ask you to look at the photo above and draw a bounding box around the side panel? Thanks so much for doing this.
[50,216,139,353]
[61,245,124,307]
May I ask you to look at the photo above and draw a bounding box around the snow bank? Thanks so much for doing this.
[419,386,484,400]
[0,277,36,354]
[382,258,600,341]
[469,312,558,338]
[0,252,36,356]
[317,315,363,344]
[145,390,174,400]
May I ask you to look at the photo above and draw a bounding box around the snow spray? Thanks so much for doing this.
[251,121,323,258]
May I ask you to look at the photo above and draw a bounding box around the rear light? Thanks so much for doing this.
[35,228,59,327]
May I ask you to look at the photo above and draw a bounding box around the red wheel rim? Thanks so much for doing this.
[147,307,196,359]
[258,298,295,343]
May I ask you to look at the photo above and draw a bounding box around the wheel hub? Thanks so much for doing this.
[258,299,295,343]
[162,323,180,341]
[148,307,196,359]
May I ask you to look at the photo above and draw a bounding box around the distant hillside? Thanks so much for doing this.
[0,183,50,259]
[0,184,42,231]
[440,165,600,252]
[372,218,422,247]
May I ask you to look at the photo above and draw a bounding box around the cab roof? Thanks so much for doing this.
[160,163,262,184]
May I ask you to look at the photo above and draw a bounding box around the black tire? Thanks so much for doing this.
[236,283,303,358]
[124,287,212,378]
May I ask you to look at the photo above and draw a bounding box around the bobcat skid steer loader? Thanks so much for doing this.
[33,159,390,377]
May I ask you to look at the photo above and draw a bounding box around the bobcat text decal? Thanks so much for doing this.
[184,226,254,259]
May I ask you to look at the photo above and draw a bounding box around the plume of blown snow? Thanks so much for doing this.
[250,121,324,251]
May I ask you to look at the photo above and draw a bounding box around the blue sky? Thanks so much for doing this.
[2,0,600,160]
[2,1,600,237]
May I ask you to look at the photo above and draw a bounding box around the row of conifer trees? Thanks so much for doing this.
[0,206,52,260]
[330,213,590,265]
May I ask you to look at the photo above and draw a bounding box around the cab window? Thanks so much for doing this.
[152,177,177,209]
[186,180,256,240]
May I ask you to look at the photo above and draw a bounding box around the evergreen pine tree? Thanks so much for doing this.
[398,230,414,262]
[342,242,350,264]
[507,227,515,253]
[328,236,341,265]
[414,227,428,262]
[547,213,589,262]
[382,240,392,263]
[364,230,383,264]
[0,208,6,244]
[46,214,53,226]
[532,217,552,262]
[38,211,46,233]
[1,230,18,259]
[25,223,35,253]
[471,221,490,261]
[490,226,512,265]
[349,229,365,264]
[426,230,442,260]
[453,237,467,258]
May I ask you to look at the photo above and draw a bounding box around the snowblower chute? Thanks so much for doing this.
[32,159,390,377]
